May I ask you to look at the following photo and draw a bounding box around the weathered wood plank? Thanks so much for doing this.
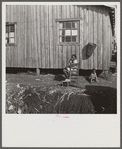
[58,45,63,68]
[74,5,78,18]
[102,8,108,70]
[67,45,72,65]
[49,5,53,68]
[52,5,56,68]
[56,5,60,68]
[70,5,74,18]
[79,6,83,69]
[63,46,67,68]
[58,5,63,68]
[66,5,70,18]
[39,5,42,68]
[40,5,45,68]
[83,6,87,69]
[107,10,111,69]
[93,6,98,69]
[12,5,17,67]
[97,6,102,69]
[20,5,25,67]
[37,5,41,68]
[85,6,89,69]
[16,5,21,67]
[33,5,38,68]
[88,6,94,69]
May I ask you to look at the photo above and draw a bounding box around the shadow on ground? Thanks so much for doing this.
[84,85,117,114]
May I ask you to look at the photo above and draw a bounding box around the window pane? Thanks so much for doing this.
[72,30,78,36]
[72,22,77,28]
[10,25,15,32]
[65,30,71,36]
[60,36,65,42]
[6,25,9,33]
[66,22,71,29]
[66,36,71,42]
[9,38,15,43]
[72,36,77,42]
[9,32,15,37]
[60,30,65,36]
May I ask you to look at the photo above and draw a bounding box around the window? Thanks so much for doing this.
[59,21,79,43]
[6,22,16,45]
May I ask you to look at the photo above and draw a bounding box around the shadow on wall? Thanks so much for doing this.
[82,42,97,60]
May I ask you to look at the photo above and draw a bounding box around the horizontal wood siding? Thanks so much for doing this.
[6,5,113,70]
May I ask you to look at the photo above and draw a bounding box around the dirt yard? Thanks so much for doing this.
[6,71,117,114]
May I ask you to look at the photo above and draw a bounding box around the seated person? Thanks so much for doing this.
[89,68,98,83]
[63,54,78,79]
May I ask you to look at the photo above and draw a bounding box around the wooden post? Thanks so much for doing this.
[36,68,40,75]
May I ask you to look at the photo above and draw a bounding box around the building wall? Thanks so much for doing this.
[6,5,113,70]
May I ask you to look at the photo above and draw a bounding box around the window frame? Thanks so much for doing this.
[56,19,80,45]
[6,22,17,46]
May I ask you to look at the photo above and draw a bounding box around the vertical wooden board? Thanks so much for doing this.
[72,45,75,55]
[55,21,59,68]
[93,6,98,69]
[70,5,74,18]
[39,5,42,68]
[49,5,53,68]
[5,48,9,67]
[52,5,57,68]
[6,5,9,22]
[110,20,113,61]
[6,6,11,67]
[40,5,45,68]
[59,5,62,19]
[74,5,78,18]
[19,5,25,67]
[25,5,28,67]
[62,5,67,19]
[76,45,80,65]
[10,5,13,22]
[67,46,72,63]
[26,5,31,68]
[85,6,89,69]
[77,5,80,18]
[33,5,38,68]
[58,5,63,68]
[36,5,40,68]
[55,46,59,68]
[79,6,83,69]
[16,5,21,67]
[83,6,87,69]
[62,5,67,68]
[97,6,102,69]
[63,46,67,68]
[12,5,17,67]
[55,6,60,68]
[58,46,63,68]
[88,6,94,69]
[102,8,108,70]
[66,5,70,18]
[107,11,111,69]
[43,5,49,68]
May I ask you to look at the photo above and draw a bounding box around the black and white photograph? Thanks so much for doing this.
[2,1,120,147]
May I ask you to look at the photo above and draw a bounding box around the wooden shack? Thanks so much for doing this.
[5,5,115,71]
